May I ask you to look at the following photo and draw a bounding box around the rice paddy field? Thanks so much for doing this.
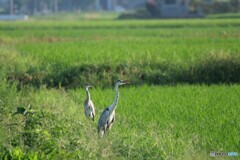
[0,13,240,159]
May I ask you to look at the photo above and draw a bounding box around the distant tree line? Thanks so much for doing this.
[1,0,96,14]
[146,0,240,17]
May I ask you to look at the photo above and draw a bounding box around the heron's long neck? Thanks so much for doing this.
[85,89,90,102]
[109,85,119,114]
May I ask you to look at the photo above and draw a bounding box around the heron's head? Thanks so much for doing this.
[115,80,129,87]
[84,83,93,90]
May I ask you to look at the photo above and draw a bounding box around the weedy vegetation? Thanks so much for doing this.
[0,13,239,159]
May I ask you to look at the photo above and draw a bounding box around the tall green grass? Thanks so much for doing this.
[0,79,239,159]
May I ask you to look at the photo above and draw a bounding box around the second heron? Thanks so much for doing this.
[84,84,95,121]
[98,80,129,138]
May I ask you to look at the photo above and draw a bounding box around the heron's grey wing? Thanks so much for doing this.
[98,108,110,131]
[83,99,88,116]
[83,98,88,107]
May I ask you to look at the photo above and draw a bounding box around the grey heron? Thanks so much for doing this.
[84,84,95,121]
[98,80,129,138]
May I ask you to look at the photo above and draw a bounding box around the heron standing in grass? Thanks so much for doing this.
[84,84,95,121]
[98,80,129,138]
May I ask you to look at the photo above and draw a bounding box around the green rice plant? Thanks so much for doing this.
[1,18,240,87]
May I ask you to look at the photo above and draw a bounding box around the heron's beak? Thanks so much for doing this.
[88,86,93,89]
[122,80,130,85]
